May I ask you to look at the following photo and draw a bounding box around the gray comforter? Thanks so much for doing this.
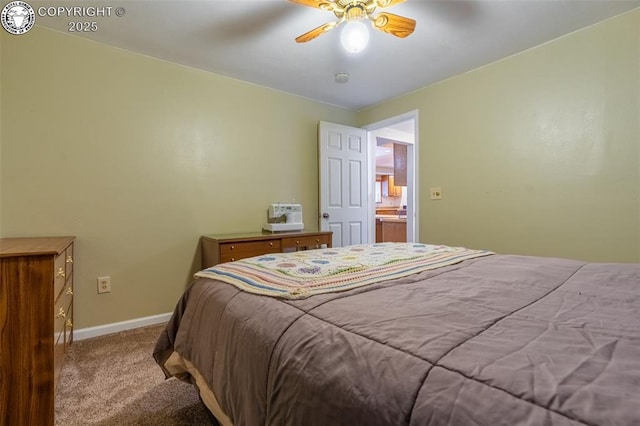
[154,254,640,426]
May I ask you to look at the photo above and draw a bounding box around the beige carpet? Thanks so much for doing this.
[55,324,217,425]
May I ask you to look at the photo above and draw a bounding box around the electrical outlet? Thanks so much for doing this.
[430,187,442,200]
[97,276,111,294]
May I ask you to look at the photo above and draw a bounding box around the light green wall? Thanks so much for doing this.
[0,27,356,328]
[2,11,639,330]
[358,10,640,263]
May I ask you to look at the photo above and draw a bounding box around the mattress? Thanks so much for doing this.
[154,246,640,426]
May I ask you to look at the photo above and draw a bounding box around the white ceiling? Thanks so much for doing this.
[32,0,639,110]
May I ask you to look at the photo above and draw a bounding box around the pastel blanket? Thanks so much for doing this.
[194,242,493,299]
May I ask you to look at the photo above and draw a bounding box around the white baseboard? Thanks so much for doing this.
[74,312,172,341]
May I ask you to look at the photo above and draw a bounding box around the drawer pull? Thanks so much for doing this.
[56,267,66,279]
[230,245,235,250]
[296,240,300,245]
[66,287,74,295]
[65,319,73,328]
[66,255,73,263]
[230,257,235,261]
[269,242,273,247]
[316,239,320,242]
[56,307,66,318]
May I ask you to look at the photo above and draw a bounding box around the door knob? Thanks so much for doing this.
[322,213,330,219]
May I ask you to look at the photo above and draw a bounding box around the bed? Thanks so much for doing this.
[154,242,640,426]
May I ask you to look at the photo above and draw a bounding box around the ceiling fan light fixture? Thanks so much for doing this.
[340,19,369,53]
[291,0,415,46]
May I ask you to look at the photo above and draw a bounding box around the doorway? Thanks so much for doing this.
[317,111,418,246]
[364,111,418,243]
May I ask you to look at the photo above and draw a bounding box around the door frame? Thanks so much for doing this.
[363,110,419,243]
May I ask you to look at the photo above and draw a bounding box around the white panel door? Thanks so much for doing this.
[318,121,368,247]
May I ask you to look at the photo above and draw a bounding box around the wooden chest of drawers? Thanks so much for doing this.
[0,236,75,426]
[201,231,332,268]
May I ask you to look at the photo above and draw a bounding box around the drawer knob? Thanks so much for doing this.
[65,319,73,328]
[296,240,300,245]
[230,257,235,261]
[230,245,235,250]
[66,255,73,263]
[269,242,273,247]
[316,239,320,242]
[56,267,66,279]
[56,307,66,318]
[66,287,74,295]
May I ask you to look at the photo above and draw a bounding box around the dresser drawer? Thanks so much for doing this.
[54,281,72,339]
[65,244,74,278]
[282,235,330,249]
[203,232,332,267]
[54,252,66,300]
[53,295,70,394]
[53,332,64,396]
[220,248,280,263]
[54,296,68,348]
[64,303,73,348]
[220,240,281,255]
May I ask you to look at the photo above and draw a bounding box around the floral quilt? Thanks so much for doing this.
[195,242,493,299]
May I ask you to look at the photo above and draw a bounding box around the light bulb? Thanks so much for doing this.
[340,20,369,53]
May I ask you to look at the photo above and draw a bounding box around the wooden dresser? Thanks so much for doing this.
[201,230,332,268]
[0,236,75,426]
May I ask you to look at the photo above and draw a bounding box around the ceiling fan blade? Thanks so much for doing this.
[375,0,407,8]
[372,12,416,38]
[295,22,338,43]
[288,0,335,10]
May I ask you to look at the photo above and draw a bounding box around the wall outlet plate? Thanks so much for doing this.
[97,276,111,294]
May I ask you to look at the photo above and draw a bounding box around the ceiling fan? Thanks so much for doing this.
[290,0,416,50]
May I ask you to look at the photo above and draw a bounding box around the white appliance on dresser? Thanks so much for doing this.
[263,203,304,232]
